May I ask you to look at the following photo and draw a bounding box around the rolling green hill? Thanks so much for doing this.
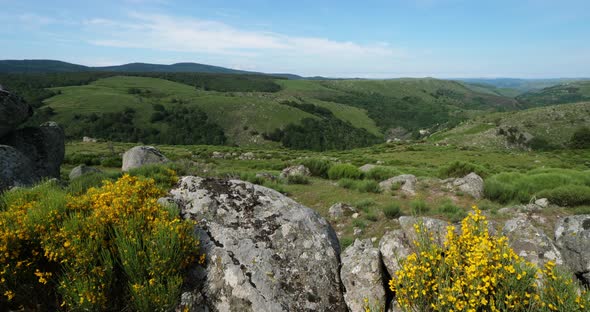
[430,101,590,150]
[2,71,537,150]
[516,81,590,107]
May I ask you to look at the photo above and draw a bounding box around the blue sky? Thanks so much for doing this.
[1,0,590,78]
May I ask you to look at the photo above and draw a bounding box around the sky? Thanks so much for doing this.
[1,0,590,78]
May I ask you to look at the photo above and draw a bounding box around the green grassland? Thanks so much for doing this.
[430,101,590,149]
[37,74,530,149]
[63,140,590,244]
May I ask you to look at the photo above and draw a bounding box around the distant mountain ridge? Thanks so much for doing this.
[0,59,308,79]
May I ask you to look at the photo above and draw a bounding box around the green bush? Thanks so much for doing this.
[300,158,332,178]
[65,153,101,166]
[537,185,590,206]
[338,178,356,189]
[410,199,429,215]
[354,198,376,211]
[365,211,379,222]
[100,156,122,168]
[352,219,366,229]
[438,161,489,178]
[437,199,467,222]
[328,163,362,180]
[484,168,590,204]
[570,127,590,149]
[286,174,310,185]
[356,180,381,193]
[67,172,121,195]
[364,166,400,181]
[127,164,179,190]
[383,202,402,219]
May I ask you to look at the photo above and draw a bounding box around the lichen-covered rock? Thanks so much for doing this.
[170,176,346,312]
[328,203,356,219]
[503,215,563,267]
[239,152,255,160]
[535,198,549,208]
[445,172,484,199]
[380,216,448,277]
[341,239,386,312]
[379,174,417,195]
[69,164,102,180]
[0,121,65,178]
[122,146,169,171]
[280,165,311,179]
[555,215,590,284]
[0,90,32,137]
[0,145,38,191]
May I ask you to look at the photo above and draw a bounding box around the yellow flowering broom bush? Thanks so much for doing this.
[0,174,200,311]
[389,208,590,312]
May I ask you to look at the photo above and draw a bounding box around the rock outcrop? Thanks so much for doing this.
[0,91,32,138]
[280,165,311,179]
[341,239,386,312]
[122,146,169,171]
[169,176,347,312]
[328,203,357,219]
[443,172,484,199]
[69,164,102,180]
[555,215,590,285]
[379,174,417,195]
[503,215,563,267]
[359,164,377,173]
[0,88,65,191]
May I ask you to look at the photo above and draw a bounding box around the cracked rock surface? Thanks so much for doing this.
[169,176,346,312]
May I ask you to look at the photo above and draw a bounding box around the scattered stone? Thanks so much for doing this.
[503,215,563,267]
[446,172,484,199]
[82,136,98,143]
[352,213,359,219]
[359,164,377,173]
[122,146,169,171]
[379,174,417,195]
[555,215,590,285]
[170,176,346,311]
[280,165,311,179]
[211,151,225,159]
[239,152,255,160]
[535,198,549,208]
[353,227,362,236]
[69,164,102,180]
[341,239,386,312]
[328,203,357,219]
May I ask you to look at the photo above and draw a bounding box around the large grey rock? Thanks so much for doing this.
[503,215,563,267]
[69,164,102,180]
[380,216,448,277]
[555,215,590,284]
[121,146,169,171]
[379,174,417,195]
[341,239,386,312]
[0,145,38,191]
[0,122,65,178]
[170,176,346,312]
[280,165,311,179]
[0,91,32,137]
[328,202,356,219]
[446,172,484,199]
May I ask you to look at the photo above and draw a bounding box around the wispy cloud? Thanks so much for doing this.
[83,12,406,75]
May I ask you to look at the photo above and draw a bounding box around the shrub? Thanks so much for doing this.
[328,163,362,180]
[571,127,590,149]
[436,199,467,222]
[365,211,379,222]
[0,175,200,311]
[410,199,429,215]
[352,219,366,229]
[364,166,400,181]
[300,158,332,178]
[356,180,381,193]
[485,168,590,204]
[354,198,376,211]
[66,172,120,195]
[127,164,179,190]
[100,156,122,168]
[537,185,590,206]
[65,152,101,166]
[389,209,590,312]
[338,178,356,189]
[286,174,310,185]
[438,160,489,178]
[383,202,402,219]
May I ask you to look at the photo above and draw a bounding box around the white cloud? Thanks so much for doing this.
[83,13,406,76]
